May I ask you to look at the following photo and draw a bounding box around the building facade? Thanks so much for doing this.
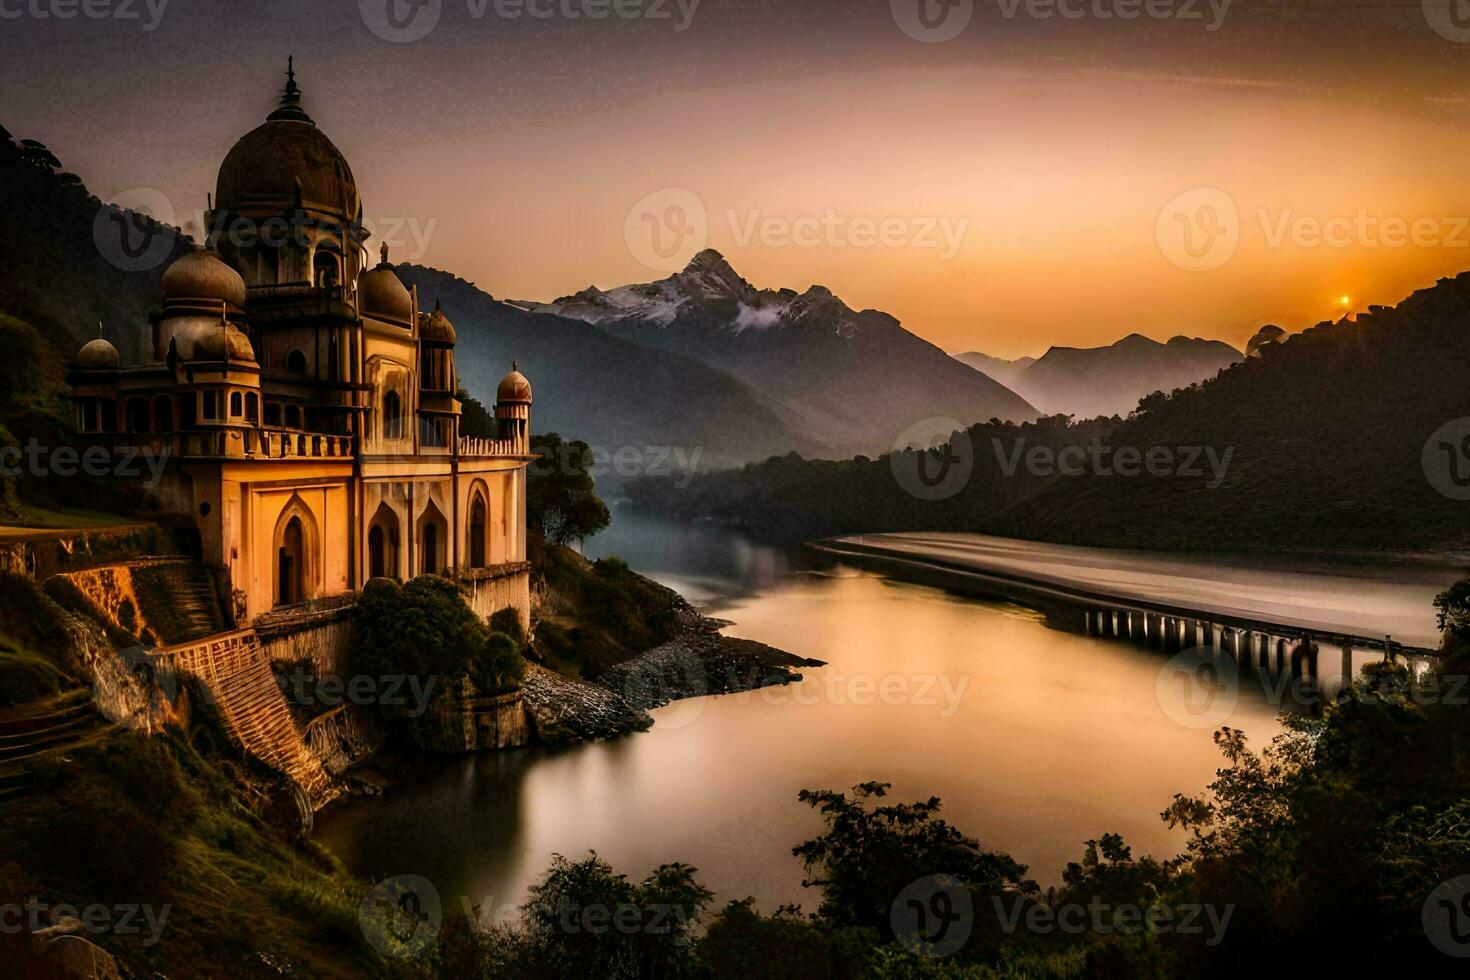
[68,62,534,627]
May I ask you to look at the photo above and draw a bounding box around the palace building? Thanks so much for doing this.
[67,62,534,627]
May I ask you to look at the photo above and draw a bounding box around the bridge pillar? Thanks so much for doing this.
[1133,611,1147,644]
[1340,642,1354,694]
[1291,634,1320,703]
[1113,610,1128,640]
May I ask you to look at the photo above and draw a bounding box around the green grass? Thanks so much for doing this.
[0,630,72,706]
[0,730,411,978]
[0,502,142,533]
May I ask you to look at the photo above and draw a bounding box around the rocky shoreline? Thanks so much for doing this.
[593,612,824,714]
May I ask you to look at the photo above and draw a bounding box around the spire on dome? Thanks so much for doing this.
[380,241,390,266]
[267,55,314,124]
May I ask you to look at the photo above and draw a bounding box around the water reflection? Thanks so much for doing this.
[317,512,1295,915]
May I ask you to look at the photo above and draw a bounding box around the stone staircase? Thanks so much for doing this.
[0,691,112,803]
[161,631,337,811]
[133,561,228,643]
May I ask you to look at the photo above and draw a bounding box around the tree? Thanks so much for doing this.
[519,852,711,978]
[793,781,1038,948]
[18,139,59,172]
[353,576,508,698]
[1434,577,1470,646]
[529,432,610,546]
[457,387,495,439]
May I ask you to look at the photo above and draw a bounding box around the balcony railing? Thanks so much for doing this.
[95,426,353,461]
[458,434,527,458]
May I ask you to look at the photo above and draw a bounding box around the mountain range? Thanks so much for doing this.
[631,273,1470,556]
[396,266,814,471]
[519,250,1037,459]
[954,334,1242,419]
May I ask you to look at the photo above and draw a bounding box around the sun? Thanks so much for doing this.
[1337,294,1352,307]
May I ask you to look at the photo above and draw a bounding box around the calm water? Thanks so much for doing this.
[316,511,1343,916]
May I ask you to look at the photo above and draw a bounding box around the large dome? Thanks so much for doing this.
[214,61,360,221]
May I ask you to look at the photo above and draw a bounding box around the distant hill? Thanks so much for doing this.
[954,334,1242,419]
[0,127,192,364]
[633,274,1470,556]
[952,351,1035,389]
[525,249,1038,459]
[397,266,822,472]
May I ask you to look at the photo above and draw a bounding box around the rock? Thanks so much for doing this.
[594,615,824,711]
[520,664,652,744]
[33,934,122,980]
[1246,324,1287,357]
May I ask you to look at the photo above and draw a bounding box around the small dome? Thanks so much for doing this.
[165,316,256,364]
[191,322,257,364]
[497,364,532,403]
[358,253,413,325]
[420,299,456,345]
[163,249,247,308]
[75,337,119,370]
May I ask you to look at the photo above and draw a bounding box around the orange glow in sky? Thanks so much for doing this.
[7,2,1470,359]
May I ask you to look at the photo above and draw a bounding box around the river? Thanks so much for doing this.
[315,511,1450,919]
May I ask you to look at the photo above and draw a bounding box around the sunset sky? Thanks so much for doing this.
[7,0,1470,357]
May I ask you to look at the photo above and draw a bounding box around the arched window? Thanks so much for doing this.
[277,516,305,606]
[153,396,173,432]
[126,398,149,433]
[313,249,340,289]
[422,522,438,575]
[367,503,402,581]
[229,392,243,418]
[469,493,487,568]
[383,390,403,440]
[286,349,307,376]
[368,525,385,579]
[245,393,259,424]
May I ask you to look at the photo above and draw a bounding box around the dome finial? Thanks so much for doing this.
[267,55,314,123]
[380,241,390,266]
[97,320,103,339]
[512,360,518,372]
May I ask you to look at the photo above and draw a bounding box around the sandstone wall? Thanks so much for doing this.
[253,598,356,676]
[459,563,531,634]
[411,676,531,753]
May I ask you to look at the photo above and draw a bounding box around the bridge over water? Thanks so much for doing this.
[815,532,1454,696]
